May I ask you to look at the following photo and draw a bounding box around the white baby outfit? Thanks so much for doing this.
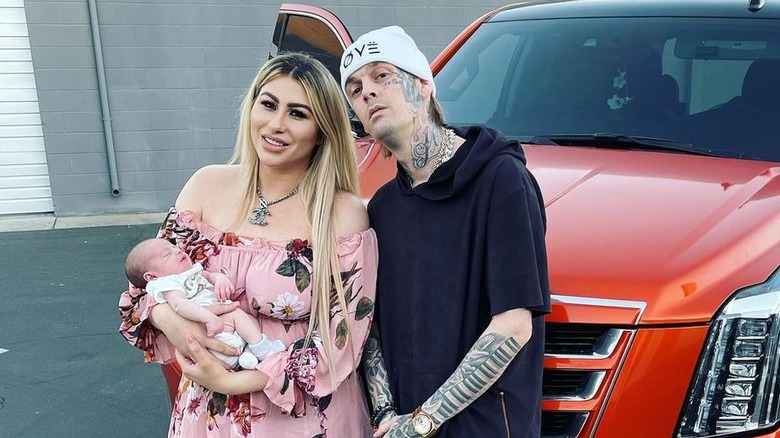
[146,263,245,368]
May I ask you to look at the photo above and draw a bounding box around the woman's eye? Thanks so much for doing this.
[260,99,276,110]
[290,109,308,119]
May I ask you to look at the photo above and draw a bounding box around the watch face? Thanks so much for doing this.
[412,413,433,435]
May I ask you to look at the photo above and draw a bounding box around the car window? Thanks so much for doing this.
[437,32,522,124]
[437,18,780,162]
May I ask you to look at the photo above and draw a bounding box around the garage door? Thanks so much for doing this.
[0,1,52,215]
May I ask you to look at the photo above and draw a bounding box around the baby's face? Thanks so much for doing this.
[145,240,194,278]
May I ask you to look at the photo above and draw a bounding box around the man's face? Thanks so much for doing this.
[344,62,426,146]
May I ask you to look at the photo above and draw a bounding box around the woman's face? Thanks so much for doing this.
[250,75,321,171]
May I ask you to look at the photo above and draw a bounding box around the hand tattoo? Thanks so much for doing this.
[384,413,414,437]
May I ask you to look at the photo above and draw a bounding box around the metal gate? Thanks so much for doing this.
[0,0,52,215]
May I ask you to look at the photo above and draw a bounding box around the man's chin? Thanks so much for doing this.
[369,122,393,143]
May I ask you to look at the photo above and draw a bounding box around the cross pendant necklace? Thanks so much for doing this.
[248,185,299,226]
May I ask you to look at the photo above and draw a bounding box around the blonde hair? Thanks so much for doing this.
[229,52,360,378]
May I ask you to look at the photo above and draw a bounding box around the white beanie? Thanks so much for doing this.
[340,26,435,100]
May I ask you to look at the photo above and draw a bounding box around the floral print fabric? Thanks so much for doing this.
[118,208,378,437]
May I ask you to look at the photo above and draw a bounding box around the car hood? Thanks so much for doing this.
[526,145,780,325]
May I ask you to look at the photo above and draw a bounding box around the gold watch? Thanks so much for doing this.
[411,407,438,437]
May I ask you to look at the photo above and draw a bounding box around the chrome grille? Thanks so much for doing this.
[542,412,588,438]
[543,370,605,400]
[545,323,621,357]
[543,323,635,437]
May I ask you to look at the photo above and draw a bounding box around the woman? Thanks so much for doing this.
[118,52,377,437]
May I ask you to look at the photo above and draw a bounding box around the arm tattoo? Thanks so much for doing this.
[383,333,522,437]
[362,324,395,411]
[422,333,522,425]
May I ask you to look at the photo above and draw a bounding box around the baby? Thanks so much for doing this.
[125,238,284,369]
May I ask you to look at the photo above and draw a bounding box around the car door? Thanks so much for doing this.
[273,4,396,199]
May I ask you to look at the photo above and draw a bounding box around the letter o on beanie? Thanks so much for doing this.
[339,26,435,100]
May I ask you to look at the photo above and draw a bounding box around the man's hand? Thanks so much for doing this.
[373,413,399,437]
[378,414,413,437]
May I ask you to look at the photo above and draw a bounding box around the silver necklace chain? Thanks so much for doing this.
[248,185,300,226]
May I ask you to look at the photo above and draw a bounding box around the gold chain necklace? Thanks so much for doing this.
[430,128,455,173]
[248,185,299,226]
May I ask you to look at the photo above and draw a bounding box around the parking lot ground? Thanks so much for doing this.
[0,223,171,437]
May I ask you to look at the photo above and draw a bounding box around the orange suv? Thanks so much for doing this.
[163,1,780,437]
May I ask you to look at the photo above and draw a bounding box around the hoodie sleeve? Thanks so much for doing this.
[484,158,551,316]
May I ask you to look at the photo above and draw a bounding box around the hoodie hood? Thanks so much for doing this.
[397,125,526,200]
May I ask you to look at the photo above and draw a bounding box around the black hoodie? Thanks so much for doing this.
[368,125,551,437]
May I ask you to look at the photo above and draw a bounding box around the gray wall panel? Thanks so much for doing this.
[26,0,509,217]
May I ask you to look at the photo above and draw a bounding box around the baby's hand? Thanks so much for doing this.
[205,316,224,337]
[212,274,235,302]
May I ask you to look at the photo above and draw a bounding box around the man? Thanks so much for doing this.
[340,26,550,437]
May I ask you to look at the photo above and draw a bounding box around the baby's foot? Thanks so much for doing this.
[248,335,286,361]
[238,351,259,369]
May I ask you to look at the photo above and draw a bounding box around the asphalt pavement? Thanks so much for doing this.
[0,221,172,437]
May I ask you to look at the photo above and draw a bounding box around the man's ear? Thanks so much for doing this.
[418,78,434,99]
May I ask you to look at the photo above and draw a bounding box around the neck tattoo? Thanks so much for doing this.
[430,128,455,173]
[248,185,300,226]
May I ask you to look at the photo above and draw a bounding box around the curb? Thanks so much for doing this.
[0,211,167,233]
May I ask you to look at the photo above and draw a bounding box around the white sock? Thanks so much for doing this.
[238,351,259,369]
[247,334,286,361]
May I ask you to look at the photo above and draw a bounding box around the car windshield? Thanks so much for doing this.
[436,17,780,162]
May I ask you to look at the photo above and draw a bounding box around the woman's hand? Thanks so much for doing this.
[176,334,233,392]
[177,334,271,395]
[149,303,240,358]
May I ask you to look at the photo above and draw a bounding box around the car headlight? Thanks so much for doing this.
[678,268,780,437]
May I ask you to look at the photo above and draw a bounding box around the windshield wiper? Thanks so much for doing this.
[523,133,717,157]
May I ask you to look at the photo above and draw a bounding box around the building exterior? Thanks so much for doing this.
[0,0,505,217]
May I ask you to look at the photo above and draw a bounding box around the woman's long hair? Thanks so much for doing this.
[229,52,359,379]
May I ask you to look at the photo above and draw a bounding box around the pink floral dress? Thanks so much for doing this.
[118,209,378,438]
